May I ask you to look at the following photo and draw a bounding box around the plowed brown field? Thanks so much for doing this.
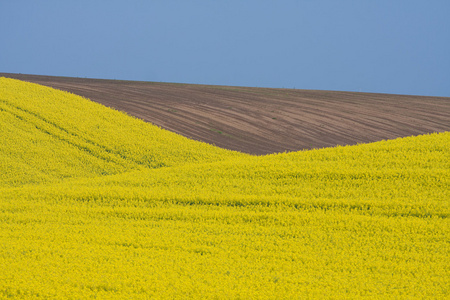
[2,73,449,154]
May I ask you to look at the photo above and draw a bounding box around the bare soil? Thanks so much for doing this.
[2,73,449,155]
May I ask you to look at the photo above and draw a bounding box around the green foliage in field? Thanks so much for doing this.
[1,78,449,298]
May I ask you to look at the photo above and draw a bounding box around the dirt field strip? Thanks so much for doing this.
[2,73,449,154]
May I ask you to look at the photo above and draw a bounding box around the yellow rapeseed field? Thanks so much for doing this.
[1,78,449,298]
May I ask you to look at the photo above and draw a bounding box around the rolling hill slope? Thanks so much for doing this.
[0,78,448,298]
[2,73,449,154]
[0,78,245,187]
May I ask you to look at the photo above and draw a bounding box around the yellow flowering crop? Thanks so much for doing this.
[0,78,448,298]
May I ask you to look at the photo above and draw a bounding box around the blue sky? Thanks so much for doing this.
[1,1,449,96]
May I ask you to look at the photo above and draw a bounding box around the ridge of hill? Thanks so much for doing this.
[2,73,449,154]
[0,78,245,187]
